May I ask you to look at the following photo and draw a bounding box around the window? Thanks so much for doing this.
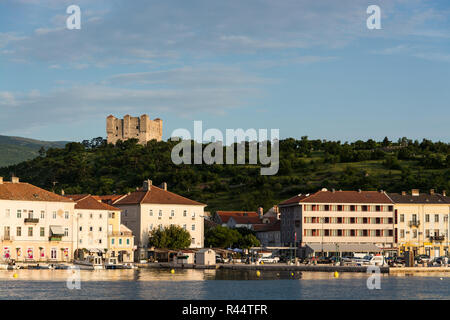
[191,224,195,231]
[99,239,102,244]
[425,214,430,222]
[17,210,22,218]
[183,224,186,230]
[111,239,115,245]
[28,210,34,219]
[53,211,57,219]
[159,210,162,217]
[79,213,83,218]
[183,210,187,217]
[435,214,439,223]
[400,229,405,238]
[191,238,195,244]
[99,214,102,219]
[64,228,69,237]
[16,227,21,237]
[400,214,404,222]
[89,213,93,219]
[99,227,102,232]
[40,227,45,237]
[40,211,45,219]
[79,227,82,231]
[5,209,10,218]
[149,224,153,230]
[149,210,153,217]
[119,239,122,245]
[89,227,93,232]
[192,212,196,218]
[65,211,69,219]
[425,229,430,237]
[126,239,130,245]
[171,210,175,217]
[28,227,33,237]
[412,230,417,238]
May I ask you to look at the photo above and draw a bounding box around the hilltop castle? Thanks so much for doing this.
[106,114,163,145]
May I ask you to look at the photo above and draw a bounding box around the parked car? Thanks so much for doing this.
[367,255,386,266]
[415,255,431,264]
[390,256,405,267]
[258,256,280,264]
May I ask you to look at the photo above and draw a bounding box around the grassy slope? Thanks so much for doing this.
[0,135,69,167]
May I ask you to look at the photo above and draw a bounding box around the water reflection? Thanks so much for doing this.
[1,268,449,282]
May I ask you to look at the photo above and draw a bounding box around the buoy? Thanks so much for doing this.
[170,269,175,274]
[13,273,18,279]
[291,272,294,276]
[256,270,261,277]
[334,271,339,278]
[440,277,443,280]
[261,261,264,265]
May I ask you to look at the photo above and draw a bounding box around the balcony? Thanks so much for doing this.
[430,235,445,242]
[49,236,62,241]
[408,220,420,227]
[2,235,12,241]
[24,218,39,224]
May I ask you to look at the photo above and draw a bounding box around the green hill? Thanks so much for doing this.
[0,135,70,167]
[0,136,448,213]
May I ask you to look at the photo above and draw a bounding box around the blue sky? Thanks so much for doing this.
[0,0,449,142]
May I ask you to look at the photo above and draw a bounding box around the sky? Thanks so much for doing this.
[0,0,449,143]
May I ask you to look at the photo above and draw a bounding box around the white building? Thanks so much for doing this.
[0,177,76,262]
[114,180,206,261]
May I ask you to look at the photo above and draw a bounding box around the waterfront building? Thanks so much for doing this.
[113,180,206,261]
[278,189,395,256]
[216,211,261,229]
[253,220,281,247]
[388,189,450,258]
[66,194,135,263]
[195,248,216,266]
[0,177,76,262]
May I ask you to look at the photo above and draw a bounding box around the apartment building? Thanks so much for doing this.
[388,189,450,258]
[279,189,395,256]
[66,194,135,263]
[113,180,206,261]
[0,177,76,262]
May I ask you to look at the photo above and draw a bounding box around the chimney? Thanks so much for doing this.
[0,177,3,184]
[61,189,65,196]
[11,177,19,184]
[143,179,152,191]
[430,189,435,195]
[411,189,419,196]
[401,191,406,196]
[160,182,167,191]
[257,206,264,218]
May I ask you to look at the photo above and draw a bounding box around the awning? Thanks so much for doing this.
[305,243,382,253]
[50,226,65,236]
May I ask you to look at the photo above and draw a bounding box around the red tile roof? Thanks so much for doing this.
[72,195,121,211]
[300,190,393,204]
[216,211,259,224]
[0,182,74,203]
[278,194,311,206]
[91,195,125,204]
[114,185,205,206]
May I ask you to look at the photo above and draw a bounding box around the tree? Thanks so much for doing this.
[205,225,240,248]
[238,234,260,249]
[148,225,191,250]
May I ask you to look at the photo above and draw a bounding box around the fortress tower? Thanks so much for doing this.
[106,114,163,145]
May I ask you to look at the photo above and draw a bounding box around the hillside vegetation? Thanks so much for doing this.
[0,135,69,167]
[0,136,449,213]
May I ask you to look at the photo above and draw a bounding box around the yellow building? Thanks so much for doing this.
[389,190,450,258]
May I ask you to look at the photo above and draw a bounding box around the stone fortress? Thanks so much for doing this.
[106,114,163,145]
